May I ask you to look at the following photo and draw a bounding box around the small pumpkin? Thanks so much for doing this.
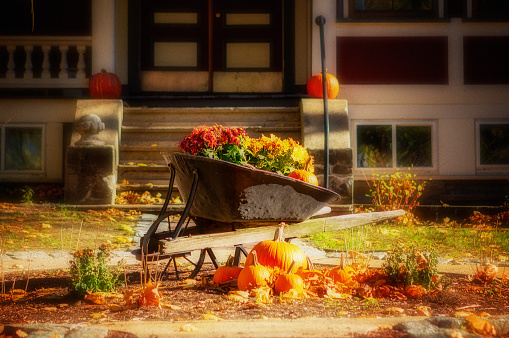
[237,251,271,291]
[306,73,339,99]
[213,255,242,284]
[326,266,356,284]
[89,69,122,99]
[244,223,308,272]
[289,157,318,186]
[274,261,304,294]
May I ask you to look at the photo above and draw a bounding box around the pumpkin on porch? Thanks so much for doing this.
[89,69,122,99]
[306,73,339,99]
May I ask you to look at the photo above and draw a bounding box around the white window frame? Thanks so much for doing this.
[1,123,46,173]
[353,120,437,172]
[476,120,509,172]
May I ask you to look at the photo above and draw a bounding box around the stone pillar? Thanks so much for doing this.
[65,99,123,205]
[300,99,353,207]
[65,145,116,205]
[92,0,116,74]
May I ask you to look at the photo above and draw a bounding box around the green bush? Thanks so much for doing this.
[69,245,124,298]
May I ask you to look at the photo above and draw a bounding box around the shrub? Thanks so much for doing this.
[365,169,428,224]
[383,241,439,290]
[69,245,124,298]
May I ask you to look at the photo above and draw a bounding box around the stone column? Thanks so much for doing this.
[300,99,353,208]
[92,0,116,74]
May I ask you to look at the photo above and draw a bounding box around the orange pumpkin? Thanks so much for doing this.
[306,73,339,99]
[274,261,305,294]
[244,223,308,272]
[237,251,271,291]
[289,157,318,186]
[89,69,122,99]
[213,256,242,284]
[326,266,356,284]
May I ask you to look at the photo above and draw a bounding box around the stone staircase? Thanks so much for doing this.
[117,105,302,200]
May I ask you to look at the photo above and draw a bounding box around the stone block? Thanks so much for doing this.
[300,99,349,150]
[65,145,116,205]
[309,148,353,205]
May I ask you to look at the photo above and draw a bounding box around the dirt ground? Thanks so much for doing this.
[0,262,508,326]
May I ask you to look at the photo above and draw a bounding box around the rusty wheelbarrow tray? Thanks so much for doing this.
[138,152,404,279]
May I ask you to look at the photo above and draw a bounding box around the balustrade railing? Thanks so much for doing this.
[0,36,92,88]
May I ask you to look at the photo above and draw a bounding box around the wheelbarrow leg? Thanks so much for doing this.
[233,244,249,266]
[188,248,220,279]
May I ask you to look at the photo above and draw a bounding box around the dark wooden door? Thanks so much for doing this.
[139,0,283,93]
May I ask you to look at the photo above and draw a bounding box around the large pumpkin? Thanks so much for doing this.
[89,69,122,99]
[237,251,272,291]
[306,73,339,99]
[244,223,308,272]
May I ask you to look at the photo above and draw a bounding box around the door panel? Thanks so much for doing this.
[139,0,283,93]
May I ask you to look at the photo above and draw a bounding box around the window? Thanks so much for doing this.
[338,0,440,21]
[354,122,436,169]
[1,124,45,172]
[469,0,509,21]
[477,121,509,167]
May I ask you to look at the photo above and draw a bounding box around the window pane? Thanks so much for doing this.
[357,125,392,168]
[5,127,43,170]
[394,0,432,10]
[480,124,509,165]
[396,126,433,167]
[355,0,392,11]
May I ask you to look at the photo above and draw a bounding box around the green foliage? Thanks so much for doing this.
[69,245,124,298]
[383,241,439,289]
[20,186,34,204]
[365,169,429,223]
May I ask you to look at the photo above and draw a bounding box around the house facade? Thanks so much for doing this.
[1,0,508,206]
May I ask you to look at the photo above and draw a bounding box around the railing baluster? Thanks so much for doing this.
[24,45,34,79]
[41,45,51,79]
[6,45,16,79]
[59,45,69,79]
[76,46,86,80]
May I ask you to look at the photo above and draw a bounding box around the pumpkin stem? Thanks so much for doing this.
[306,256,314,270]
[250,250,260,266]
[304,157,313,172]
[225,255,235,267]
[287,260,296,274]
[101,69,107,73]
[273,222,286,242]
[339,252,346,270]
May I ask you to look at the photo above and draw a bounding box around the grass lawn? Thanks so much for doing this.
[307,220,509,261]
[0,203,139,253]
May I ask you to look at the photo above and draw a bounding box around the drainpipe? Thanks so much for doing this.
[315,15,329,189]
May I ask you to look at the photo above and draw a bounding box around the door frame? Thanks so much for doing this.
[127,0,297,96]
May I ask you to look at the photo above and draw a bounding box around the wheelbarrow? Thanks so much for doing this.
[137,152,404,279]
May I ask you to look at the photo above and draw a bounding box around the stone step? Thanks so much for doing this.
[122,106,300,125]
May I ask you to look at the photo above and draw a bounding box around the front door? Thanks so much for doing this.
[139,0,283,93]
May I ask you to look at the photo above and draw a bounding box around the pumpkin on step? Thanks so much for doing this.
[274,261,305,294]
[89,69,122,99]
[306,73,339,99]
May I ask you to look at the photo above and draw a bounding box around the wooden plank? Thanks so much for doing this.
[160,210,404,254]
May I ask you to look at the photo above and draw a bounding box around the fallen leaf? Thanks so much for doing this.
[465,315,496,336]
[16,329,28,337]
[385,307,405,314]
[454,311,475,317]
[90,312,106,319]
[42,223,52,229]
[84,293,106,305]
[415,305,432,316]
[200,311,222,321]
[450,329,464,338]
[42,307,58,312]
[178,323,199,332]
[161,302,182,310]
